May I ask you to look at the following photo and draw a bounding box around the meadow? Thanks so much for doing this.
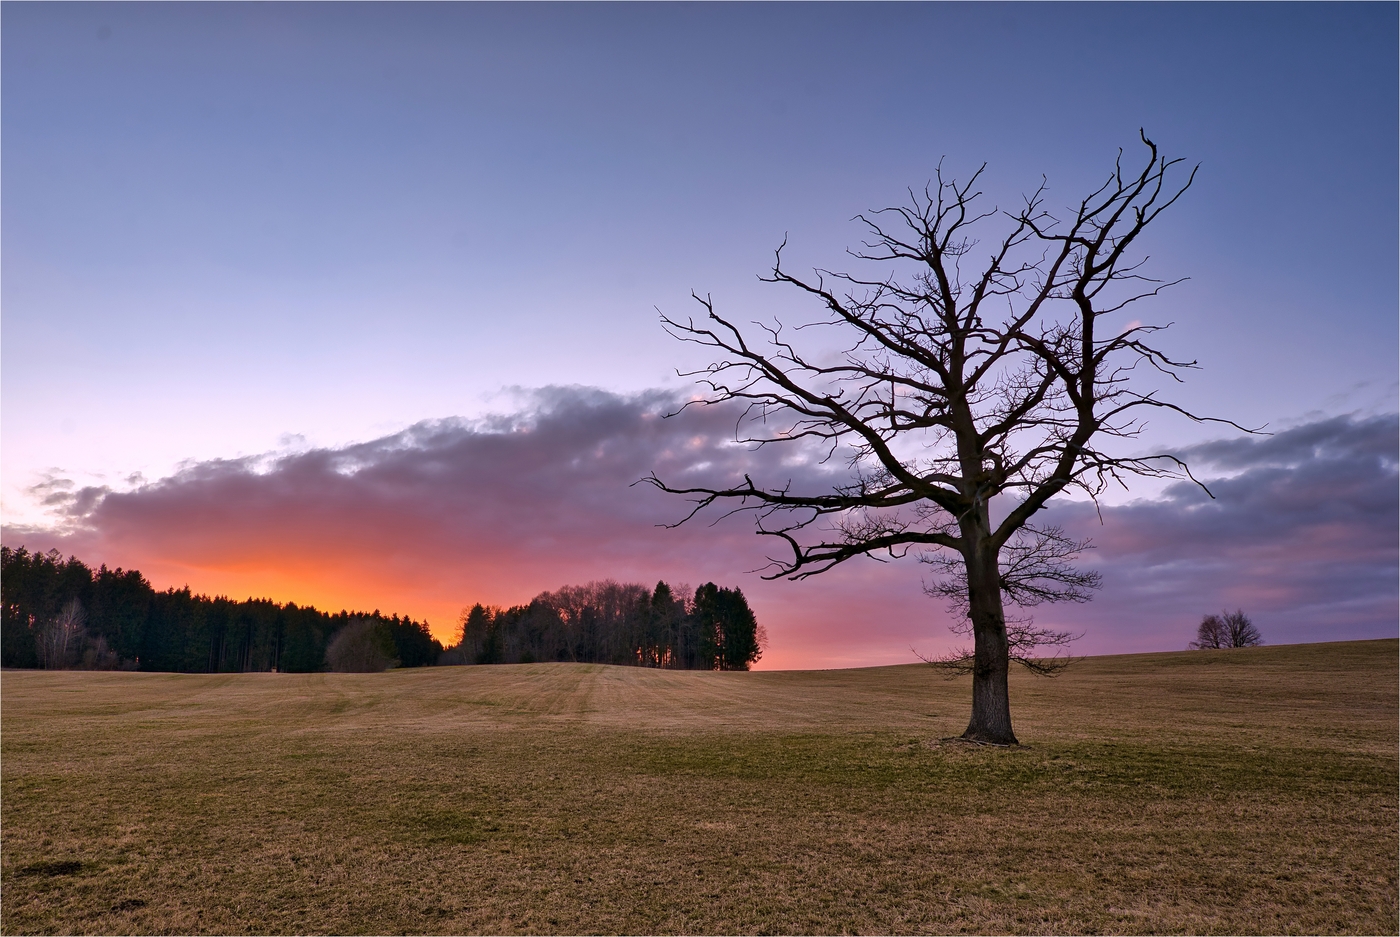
[2,639,1396,935]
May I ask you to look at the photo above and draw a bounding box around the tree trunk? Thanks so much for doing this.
[961,534,1018,745]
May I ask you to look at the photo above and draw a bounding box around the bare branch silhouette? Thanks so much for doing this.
[647,134,1256,744]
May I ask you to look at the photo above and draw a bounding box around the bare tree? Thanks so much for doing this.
[1223,610,1262,647]
[648,134,1248,745]
[1190,610,1263,649]
[1189,613,1229,650]
[36,599,87,670]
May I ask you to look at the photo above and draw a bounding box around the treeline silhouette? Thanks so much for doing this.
[1,546,441,672]
[445,579,765,670]
[2,547,766,674]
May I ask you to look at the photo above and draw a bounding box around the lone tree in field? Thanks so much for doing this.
[1190,610,1262,649]
[648,134,1244,745]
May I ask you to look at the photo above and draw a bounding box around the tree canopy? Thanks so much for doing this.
[449,580,764,671]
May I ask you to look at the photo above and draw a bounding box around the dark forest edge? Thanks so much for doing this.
[447,580,765,670]
[1,546,441,672]
[1,546,764,673]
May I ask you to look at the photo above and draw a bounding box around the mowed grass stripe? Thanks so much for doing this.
[3,639,1396,935]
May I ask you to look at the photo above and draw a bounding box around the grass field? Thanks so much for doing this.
[3,639,1396,935]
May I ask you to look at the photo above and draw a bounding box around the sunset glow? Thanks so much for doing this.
[3,4,1395,668]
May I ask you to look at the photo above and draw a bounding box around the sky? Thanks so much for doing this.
[3,3,1396,668]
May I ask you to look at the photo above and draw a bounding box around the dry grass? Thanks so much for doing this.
[2,639,1396,935]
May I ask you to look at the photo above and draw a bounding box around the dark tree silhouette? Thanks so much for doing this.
[1191,610,1262,649]
[1190,613,1227,649]
[325,618,399,672]
[1223,610,1263,648]
[1,545,441,673]
[692,583,763,670]
[458,603,497,664]
[648,134,1248,744]
[447,579,760,670]
[647,581,686,667]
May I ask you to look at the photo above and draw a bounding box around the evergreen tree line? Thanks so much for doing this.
[445,579,765,670]
[1,546,442,672]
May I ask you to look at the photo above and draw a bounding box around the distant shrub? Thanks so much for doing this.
[1190,610,1262,649]
[325,618,399,672]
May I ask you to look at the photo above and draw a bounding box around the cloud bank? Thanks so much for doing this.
[6,389,1395,668]
[1032,413,1398,651]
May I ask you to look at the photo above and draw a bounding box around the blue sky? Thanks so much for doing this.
[4,3,1396,662]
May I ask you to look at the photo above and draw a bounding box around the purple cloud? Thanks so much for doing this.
[1032,413,1398,651]
[6,390,1394,667]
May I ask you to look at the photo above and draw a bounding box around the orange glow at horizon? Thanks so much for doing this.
[20,535,951,672]
[112,553,541,647]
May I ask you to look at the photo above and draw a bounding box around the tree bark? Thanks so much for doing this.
[961,524,1018,745]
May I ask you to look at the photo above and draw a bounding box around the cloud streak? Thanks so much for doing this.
[5,390,1395,667]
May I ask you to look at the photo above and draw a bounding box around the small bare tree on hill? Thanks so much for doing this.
[648,133,1249,745]
[1190,610,1262,649]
